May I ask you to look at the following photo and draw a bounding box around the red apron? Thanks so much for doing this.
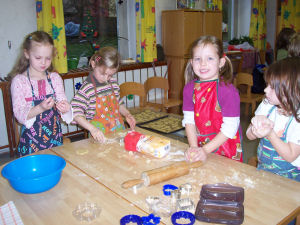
[90,75,125,134]
[193,80,243,162]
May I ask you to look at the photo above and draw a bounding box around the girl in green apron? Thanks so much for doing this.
[247,57,300,182]
[71,47,135,143]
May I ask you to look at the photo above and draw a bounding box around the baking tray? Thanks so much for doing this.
[138,115,184,134]
[131,109,168,125]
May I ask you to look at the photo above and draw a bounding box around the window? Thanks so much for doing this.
[63,0,118,69]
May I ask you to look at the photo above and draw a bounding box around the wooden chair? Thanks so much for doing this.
[248,156,258,167]
[227,51,244,78]
[259,49,266,65]
[144,76,182,112]
[234,72,264,116]
[119,82,146,108]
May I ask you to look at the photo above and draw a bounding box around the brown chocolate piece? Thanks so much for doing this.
[200,183,244,203]
[195,199,244,224]
[195,183,245,224]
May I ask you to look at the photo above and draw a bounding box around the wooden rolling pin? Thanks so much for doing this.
[121,161,202,189]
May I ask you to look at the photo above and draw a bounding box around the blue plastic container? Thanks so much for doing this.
[1,154,66,194]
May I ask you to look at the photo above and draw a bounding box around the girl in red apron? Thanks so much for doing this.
[9,31,72,156]
[247,57,300,182]
[182,36,243,162]
[71,47,136,143]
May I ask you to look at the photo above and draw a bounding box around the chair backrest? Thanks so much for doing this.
[259,49,266,65]
[144,76,169,102]
[227,51,244,77]
[234,72,253,97]
[119,82,146,107]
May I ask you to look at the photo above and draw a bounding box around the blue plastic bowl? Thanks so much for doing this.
[1,154,66,194]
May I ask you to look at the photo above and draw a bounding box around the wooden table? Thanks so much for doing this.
[1,128,300,224]
[0,151,147,224]
[51,128,300,225]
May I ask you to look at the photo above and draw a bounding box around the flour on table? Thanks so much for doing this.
[76,149,89,155]
[97,147,112,157]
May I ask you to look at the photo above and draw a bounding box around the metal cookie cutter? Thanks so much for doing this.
[146,196,176,218]
[179,183,192,196]
[177,198,195,212]
[170,189,181,203]
[146,196,161,207]
[72,202,101,222]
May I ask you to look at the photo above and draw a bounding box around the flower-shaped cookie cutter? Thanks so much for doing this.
[72,202,101,222]
[141,213,161,225]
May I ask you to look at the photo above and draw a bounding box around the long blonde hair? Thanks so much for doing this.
[184,35,233,84]
[8,31,55,80]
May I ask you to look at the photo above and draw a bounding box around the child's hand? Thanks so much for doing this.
[40,97,55,111]
[251,115,274,138]
[251,115,270,128]
[125,114,136,130]
[185,146,207,162]
[56,100,71,114]
[90,126,106,143]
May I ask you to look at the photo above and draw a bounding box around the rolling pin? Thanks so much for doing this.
[121,161,202,189]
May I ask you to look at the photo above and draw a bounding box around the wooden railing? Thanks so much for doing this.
[0,61,168,157]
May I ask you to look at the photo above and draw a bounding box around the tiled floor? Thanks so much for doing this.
[0,104,259,166]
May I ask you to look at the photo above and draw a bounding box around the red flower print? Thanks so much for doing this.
[52,6,56,18]
[141,39,147,51]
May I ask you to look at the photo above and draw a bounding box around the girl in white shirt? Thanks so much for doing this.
[247,57,300,181]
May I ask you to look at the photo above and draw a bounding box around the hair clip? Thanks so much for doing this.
[95,56,101,62]
[28,36,32,40]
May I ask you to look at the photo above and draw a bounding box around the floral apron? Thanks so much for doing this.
[90,75,125,134]
[193,79,243,162]
[257,106,300,181]
[18,70,62,156]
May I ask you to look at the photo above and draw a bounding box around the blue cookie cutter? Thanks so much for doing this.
[163,184,178,196]
[120,214,143,225]
[171,211,195,225]
[141,213,161,225]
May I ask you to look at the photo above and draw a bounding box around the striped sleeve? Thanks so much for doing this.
[71,81,94,121]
